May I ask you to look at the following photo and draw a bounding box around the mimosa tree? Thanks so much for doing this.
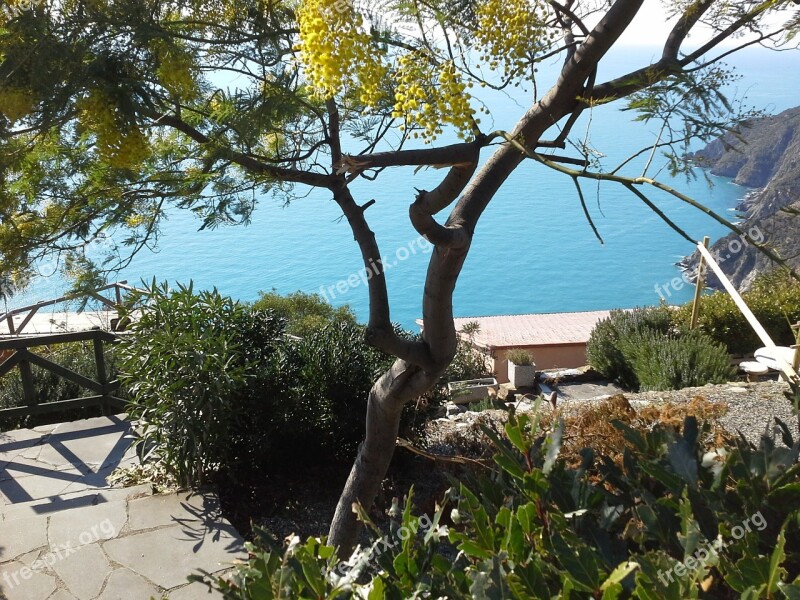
[1,0,797,554]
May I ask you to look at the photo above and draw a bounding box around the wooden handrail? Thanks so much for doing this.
[0,328,125,421]
[1,281,138,335]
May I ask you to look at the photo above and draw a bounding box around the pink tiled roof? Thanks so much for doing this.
[424,310,612,349]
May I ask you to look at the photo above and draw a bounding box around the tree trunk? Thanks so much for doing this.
[328,245,466,555]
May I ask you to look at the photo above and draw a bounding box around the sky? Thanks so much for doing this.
[610,0,793,47]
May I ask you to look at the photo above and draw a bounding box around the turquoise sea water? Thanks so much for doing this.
[11,46,800,330]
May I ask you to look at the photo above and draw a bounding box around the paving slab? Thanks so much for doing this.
[94,568,160,600]
[36,417,132,469]
[0,559,57,600]
[167,580,225,599]
[51,542,110,600]
[1,416,245,600]
[0,514,49,562]
[103,503,245,589]
[48,590,79,600]
[128,491,219,532]
[47,499,127,549]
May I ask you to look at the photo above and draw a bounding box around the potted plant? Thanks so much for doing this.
[506,349,536,388]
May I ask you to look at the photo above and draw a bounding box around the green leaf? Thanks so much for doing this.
[767,529,788,594]
[601,561,639,591]
[368,576,385,600]
[550,529,602,593]
[678,490,701,560]
[543,418,563,475]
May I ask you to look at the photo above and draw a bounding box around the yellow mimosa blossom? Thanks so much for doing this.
[296,0,387,105]
[392,57,476,143]
[475,0,550,79]
[0,87,36,122]
[77,90,151,169]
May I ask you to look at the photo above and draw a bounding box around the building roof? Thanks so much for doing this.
[418,310,612,349]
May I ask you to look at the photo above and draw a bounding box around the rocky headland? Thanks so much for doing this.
[681,106,800,290]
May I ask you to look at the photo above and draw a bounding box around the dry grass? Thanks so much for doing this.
[421,395,730,466]
[543,394,729,464]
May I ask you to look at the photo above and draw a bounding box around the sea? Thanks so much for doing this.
[9,46,800,331]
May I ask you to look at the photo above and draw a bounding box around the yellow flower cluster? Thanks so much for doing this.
[296,0,387,105]
[78,90,151,169]
[392,57,476,142]
[0,87,35,122]
[152,40,197,100]
[475,0,549,79]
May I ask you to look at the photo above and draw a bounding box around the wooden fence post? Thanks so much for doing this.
[19,353,36,406]
[93,333,109,415]
[690,236,710,330]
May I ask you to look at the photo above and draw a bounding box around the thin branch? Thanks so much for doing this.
[571,177,603,244]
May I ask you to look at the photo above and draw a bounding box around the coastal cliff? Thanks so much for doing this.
[682,106,800,290]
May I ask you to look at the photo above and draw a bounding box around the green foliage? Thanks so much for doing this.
[586,305,675,390]
[621,330,735,392]
[441,322,492,383]
[201,403,800,598]
[0,340,123,429]
[117,281,269,486]
[119,282,401,484]
[251,290,357,337]
[506,348,534,366]
[674,270,800,355]
[292,321,394,459]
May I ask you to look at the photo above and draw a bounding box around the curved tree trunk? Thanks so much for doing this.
[327,0,659,556]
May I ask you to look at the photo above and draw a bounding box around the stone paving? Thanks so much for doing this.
[0,416,246,599]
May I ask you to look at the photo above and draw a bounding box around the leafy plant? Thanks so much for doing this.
[506,348,534,366]
[674,270,800,355]
[442,322,492,383]
[251,289,357,337]
[119,282,408,485]
[117,281,279,485]
[586,305,677,390]
[202,401,800,598]
[621,329,735,392]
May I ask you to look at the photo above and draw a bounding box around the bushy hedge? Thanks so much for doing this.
[622,329,735,392]
[251,289,357,337]
[118,282,401,486]
[674,270,800,355]
[586,306,677,390]
[200,402,800,598]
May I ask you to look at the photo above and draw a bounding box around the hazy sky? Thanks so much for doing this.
[609,0,791,47]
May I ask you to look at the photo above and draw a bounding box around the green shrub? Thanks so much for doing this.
[292,321,394,460]
[251,289,356,337]
[674,270,800,355]
[202,404,800,598]
[506,348,534,366]
[621,329,735,391]
[441,321,492,383]
[119,282,408,485]
[586,305,675,389]
[118,281,270,485]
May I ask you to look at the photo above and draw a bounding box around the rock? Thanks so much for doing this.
[683,106,800,290]
[445,402,466,418]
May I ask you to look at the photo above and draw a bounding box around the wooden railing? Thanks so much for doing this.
[0,281,136,335]
[0,329,126,419]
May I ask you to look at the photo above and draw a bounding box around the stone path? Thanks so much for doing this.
[0,416,245,599]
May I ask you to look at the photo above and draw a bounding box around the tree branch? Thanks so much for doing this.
[331,182,436,370]
[336,138,491,175]
[147,112,335,188]
[501,132,797,273]
[662,0,715,61]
